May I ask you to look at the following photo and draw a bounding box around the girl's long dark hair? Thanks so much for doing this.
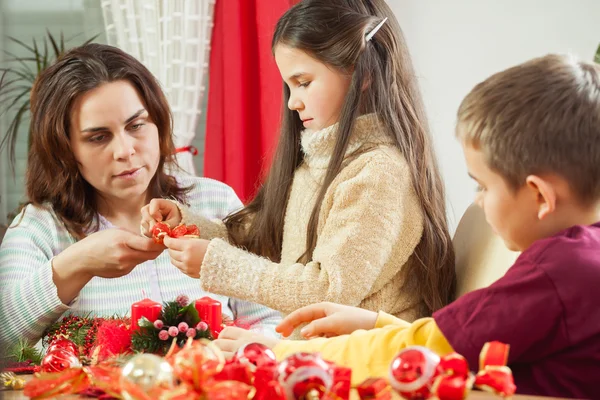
[225,0,455,313]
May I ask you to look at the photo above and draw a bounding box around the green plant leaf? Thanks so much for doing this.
[595,43,600,64]
[7,36,35,53]
[1,51,37,80]
[3,100,30,173]
[42,36,49,71]
[0,88,32,109]
[182,302,201,326]
[137,317,156,329]
[47,29,61,59]
[0,87,30,116]
[32,38,41,75]
[83,33,101,46]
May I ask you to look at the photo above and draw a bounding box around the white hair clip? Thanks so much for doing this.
[365,17,387,42]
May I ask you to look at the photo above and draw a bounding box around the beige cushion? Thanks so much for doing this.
[453,204,520,298]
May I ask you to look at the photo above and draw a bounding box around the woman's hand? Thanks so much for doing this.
[162,237,210,279]
[140,198,182,237]
[276,302,379,339]
[52,229,165,303]
[213,327,281,358]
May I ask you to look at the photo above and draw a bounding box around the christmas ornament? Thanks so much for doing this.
[356,377,391,400]
[235,342,277,371]
[121,353,175,394]
[41,348,82,373]
[172,338,225,390]
[277,352,333,399]
[213,358,253,385]
[474,342,515,397]
[0,372,26,390]
[151,222,200,244]
[47,337,79,357]
[388,346,440,399]
[254,364,286,400]
[326,361,352,400]
[151,222,172,244]
[23,368,89,399]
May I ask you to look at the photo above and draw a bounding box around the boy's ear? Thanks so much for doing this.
[525,175,556,220]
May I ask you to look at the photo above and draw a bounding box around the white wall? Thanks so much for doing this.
[389,0,600,232]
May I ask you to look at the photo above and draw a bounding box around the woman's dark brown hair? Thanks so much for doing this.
[26,43,189,239]
[225,0,456,314]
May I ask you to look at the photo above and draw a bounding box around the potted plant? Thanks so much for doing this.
[0,31,98,173]
[0,31,98,222]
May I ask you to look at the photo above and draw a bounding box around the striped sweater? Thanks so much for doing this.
[0,176,281,346]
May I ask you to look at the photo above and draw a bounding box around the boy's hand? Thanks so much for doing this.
[163,237,210,278]
[276,302,378,339]
[140,199,182,237]
[213,327,281,358]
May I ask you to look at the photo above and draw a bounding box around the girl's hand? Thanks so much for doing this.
[140,198,182,237]
[213,327,281,358]
[276,302,378,339]
[163,236,210,278]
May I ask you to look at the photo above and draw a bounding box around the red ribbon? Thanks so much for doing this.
[175,146,199,156]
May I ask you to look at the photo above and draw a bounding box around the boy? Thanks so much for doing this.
[214,54,600,399]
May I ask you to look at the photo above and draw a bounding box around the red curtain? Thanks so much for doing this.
[205,0,294,203]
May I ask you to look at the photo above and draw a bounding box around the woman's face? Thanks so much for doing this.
[69,80,161,205]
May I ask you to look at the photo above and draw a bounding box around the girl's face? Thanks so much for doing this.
[275,44,352,132]
[69,80,161,206]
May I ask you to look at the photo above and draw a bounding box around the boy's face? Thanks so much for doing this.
[462,143,542,252]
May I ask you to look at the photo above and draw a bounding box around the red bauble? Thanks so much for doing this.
[438,353,469,379]
[277,352,333,399]
[41,348,81,373]
[389,346,440,399]
[185,225,200,237]
[151,222,171,244]
[47,338,79,357]
[170,224,189,238]
[234,342,277,371]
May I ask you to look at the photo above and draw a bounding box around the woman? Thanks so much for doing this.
[0,44,280,346]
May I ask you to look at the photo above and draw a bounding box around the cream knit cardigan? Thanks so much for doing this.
[182,114,426,324]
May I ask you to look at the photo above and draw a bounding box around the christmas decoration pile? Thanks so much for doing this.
[22,340,516,400]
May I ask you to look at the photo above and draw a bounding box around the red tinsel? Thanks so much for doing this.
[91,319,132,362]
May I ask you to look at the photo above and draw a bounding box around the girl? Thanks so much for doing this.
[142,0,455,336]
[0,44,281,347]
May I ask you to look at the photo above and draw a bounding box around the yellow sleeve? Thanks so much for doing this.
[272,318,454,386]
[374,311,411,328]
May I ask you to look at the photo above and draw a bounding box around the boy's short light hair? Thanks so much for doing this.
[456,54,600,204]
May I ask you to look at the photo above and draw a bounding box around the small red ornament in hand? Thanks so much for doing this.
[151,222,200,244]
[235,342,277,371]
[151,222,172,244]
[41,348,81,373]
[47,337,79,357]
[277,352,333,399]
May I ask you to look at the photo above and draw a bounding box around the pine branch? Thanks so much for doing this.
[161,301,183,326]
[2,338,43,365]
[131,329,166,354]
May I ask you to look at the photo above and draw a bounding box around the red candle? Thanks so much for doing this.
[195,296,223,337]
[131,298,162,332]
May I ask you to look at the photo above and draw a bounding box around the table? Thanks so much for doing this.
[2,375,569,400]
